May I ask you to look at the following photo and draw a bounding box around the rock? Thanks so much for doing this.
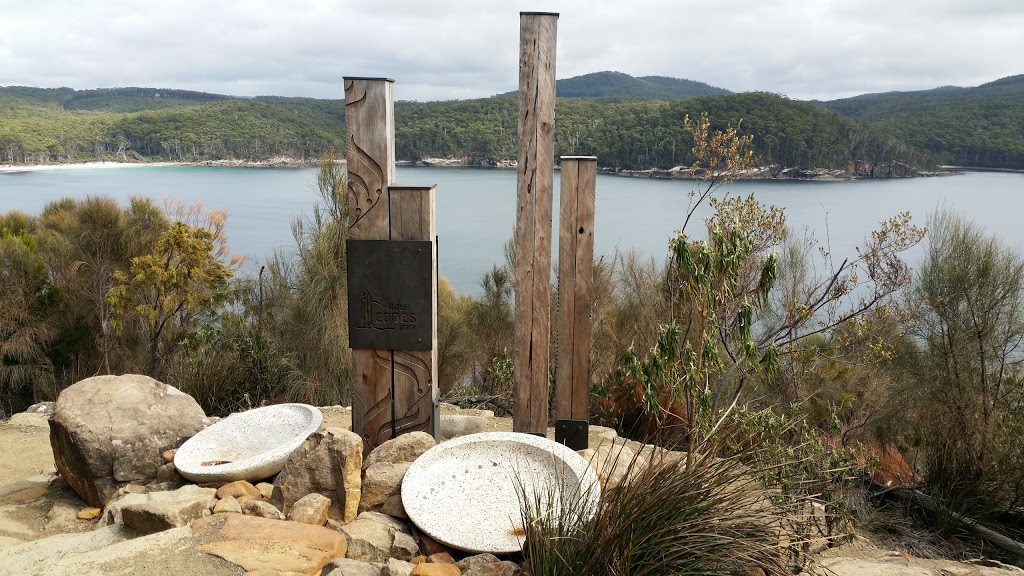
[360,462,411,511]
[255,482,274,500]
[241,499,284,520]
[117,485,216,535]
[273,427,362,523]
[77,507,101,520]
[384,558,415,576]
[439,415,487,440]
[161,449,177,463]
[213,495,242,514]
[216,480,261,500]
[456,553,524,576]
[364,432,435,469]
[419,533,454,557]
[322,557,384,576]
[48,374,206,508]
[0,524,242,576]
[380,494,407,519]
[8,412,49,429]
[193,513,346,575]
[339,512,416,563]
[579,438,638,490]
[411,564,461,576]
[429,552,456,564]
[43,499,83,532]
[288,493,330,526]
[26,401,55,414]
[155,462,181,483]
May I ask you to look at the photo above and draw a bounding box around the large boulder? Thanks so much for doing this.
[272,426,363,523]
[48,374,206,507]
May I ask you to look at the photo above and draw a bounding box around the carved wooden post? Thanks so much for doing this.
[555,156,596,430]
[345,77,438,454]
[514,11,558,434]
[389,186,439,440]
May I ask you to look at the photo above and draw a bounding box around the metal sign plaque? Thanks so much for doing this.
[347,239,433,350]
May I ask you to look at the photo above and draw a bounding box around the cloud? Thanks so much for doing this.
[0,0,1021,101]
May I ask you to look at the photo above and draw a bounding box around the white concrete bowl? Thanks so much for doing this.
[402,431,601,554]
[174,403,322,483]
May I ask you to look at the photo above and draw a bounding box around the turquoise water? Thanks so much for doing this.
[1,165,1021,295]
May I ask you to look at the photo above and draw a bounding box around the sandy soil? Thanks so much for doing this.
[0,421,55,487]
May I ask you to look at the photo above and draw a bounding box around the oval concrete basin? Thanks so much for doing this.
[174,403,322,483]
[401,431,601,554]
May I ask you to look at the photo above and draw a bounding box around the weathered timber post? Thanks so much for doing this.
[554,156,596,449]
[514,11,558,434]
[345,77,439,454]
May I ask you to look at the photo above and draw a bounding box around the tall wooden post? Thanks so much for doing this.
[389,186,440,440]
[555,157,596,425]
[514,12,558,434]
[345,77,438,454]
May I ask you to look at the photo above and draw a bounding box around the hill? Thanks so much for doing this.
[396,92,925,170]
[0,86,343,164]
[500,71,730,99]
[822,75,1024,169]
[0,83,924,171]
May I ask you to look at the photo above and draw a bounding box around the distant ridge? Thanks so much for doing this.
[822,74,1024,169]
[499,71,730,100]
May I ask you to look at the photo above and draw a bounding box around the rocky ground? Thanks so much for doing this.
[1,404,1021,576]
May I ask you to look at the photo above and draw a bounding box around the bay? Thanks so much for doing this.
[1,165,1022,296]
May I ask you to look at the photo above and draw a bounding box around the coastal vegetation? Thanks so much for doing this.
[10,69,1024,171]
[2,100,1024,566]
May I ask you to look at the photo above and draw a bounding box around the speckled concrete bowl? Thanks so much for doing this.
[174,403,322,483]
[402,431,601,554]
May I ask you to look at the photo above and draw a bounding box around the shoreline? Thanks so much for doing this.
[0,158,965,181]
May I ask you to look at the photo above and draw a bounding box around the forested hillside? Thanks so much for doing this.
[823,75,1024,169]
[4,73,998,171]
[499,71,730,99]
[397,92,927,170]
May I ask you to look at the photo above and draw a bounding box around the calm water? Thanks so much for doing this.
[1,165,1022,295]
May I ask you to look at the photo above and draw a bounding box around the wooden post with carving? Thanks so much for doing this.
[514,11,558,434]
[345,77,438,454]
[555,156,596,424]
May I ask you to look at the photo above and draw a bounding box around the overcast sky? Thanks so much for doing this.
[1,0,1022,102]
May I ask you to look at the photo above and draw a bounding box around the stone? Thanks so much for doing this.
[439,415,488,440]
[213,495,242,514]
[77,507,101,520]
[193,513,346,575]
[380,494,407,519]
[48,374,206,508]
[411,564,461,576]
[8,412,49,429]
[456,554,524,576]
[419,533,454,557]
[161,449,177,463]
[273,426,362,523]
[322,557,384,576]
[429,552,456,564]
[579,438,638,490]
[117,485,216,535]
[364,432,435,469]
[384,558,415,576]
[411,556,427,565]
[241,499,284,520]
[360,462,411,511]
[155,462,181,483]
[44,499,84,532]
[216,480,261,500]
[339,512,416,563]
[256,482,274,500]
[287,493,330,526]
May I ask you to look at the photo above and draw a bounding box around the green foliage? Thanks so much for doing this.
[0,226,58,416]
[256,149,352,406]
[895,209,1024,514]
[107,221,233,377]
[520,429,815,576]
[823,77,1024,169]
